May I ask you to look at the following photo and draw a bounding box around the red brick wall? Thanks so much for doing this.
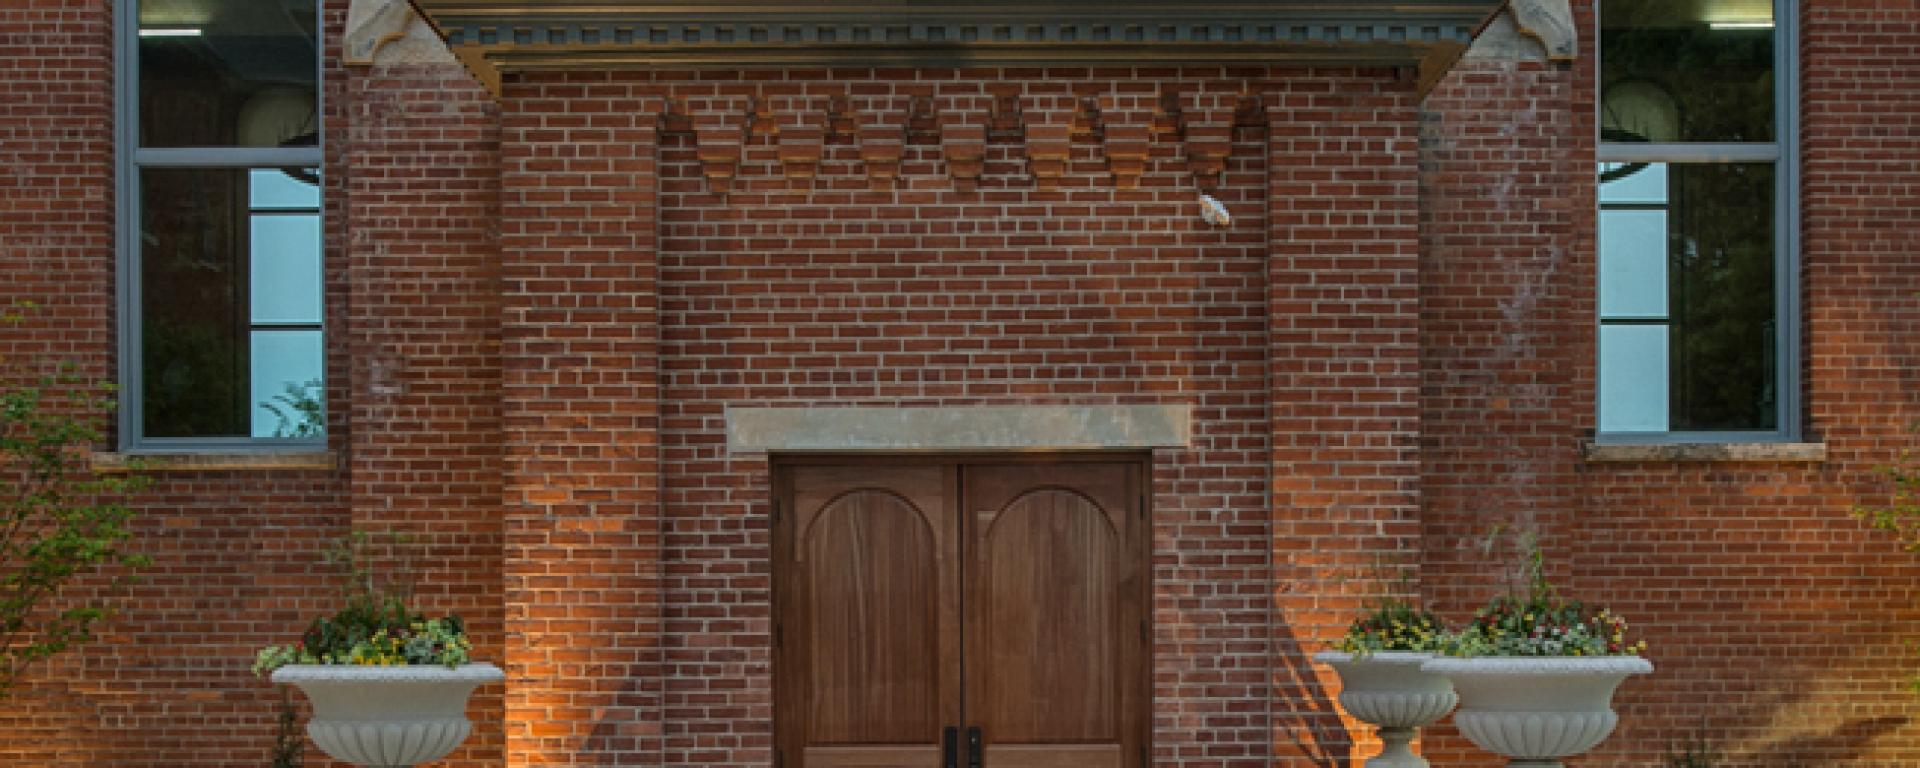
[644,68,1287,768]
[343,61,506,767]
[1267,69,1425,768]
[496,72,665,767]
[0,1,352,765]
[0,2,510,767]
[6,0,1920,766]
[1417,3,1920,765]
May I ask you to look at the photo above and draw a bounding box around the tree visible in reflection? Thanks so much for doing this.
[1668,163,1776,431]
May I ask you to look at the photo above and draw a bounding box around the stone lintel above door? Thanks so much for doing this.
[726,405,1192,453]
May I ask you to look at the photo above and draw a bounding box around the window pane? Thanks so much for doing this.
[1597,161,1777,433]
[1669,162,1776,431]
[249,167,320,209]
[1600,324,1670,432]
[138,0,319,148]
[1601,0,1774,143]
[250,330,324,438]
[1600,163,1670,319]
[249,207,322,323]
[141,167,323,439]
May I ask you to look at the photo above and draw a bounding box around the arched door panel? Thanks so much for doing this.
[775,465,959,768]
[776,459,1147,768]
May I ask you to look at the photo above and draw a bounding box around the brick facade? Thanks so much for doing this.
[1,2,1919,767]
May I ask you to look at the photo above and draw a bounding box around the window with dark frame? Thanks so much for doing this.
[121,0,325,445]
[1597,0,1795,438]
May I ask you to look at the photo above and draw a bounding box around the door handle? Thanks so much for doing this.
[943,726,958,768]
[967,726,983,768]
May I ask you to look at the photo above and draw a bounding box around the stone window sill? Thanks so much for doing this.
[1581,441,1826,464]
[90,450,338,474]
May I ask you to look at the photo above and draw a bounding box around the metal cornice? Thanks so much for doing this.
[407,1,1505,94]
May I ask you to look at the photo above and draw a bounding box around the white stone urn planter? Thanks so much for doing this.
[273,663,504,768]
[1313,651,1458,768]
[1419,656,1653,768]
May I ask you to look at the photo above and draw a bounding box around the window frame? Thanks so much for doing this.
[114,0,327,452]
[1594,0,1801,444]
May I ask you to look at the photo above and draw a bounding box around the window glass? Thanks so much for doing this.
[130,0,322,445]
[1600,325,1670,432]
[1597,161,1776,433]
[1599,163,1669,319]
[1600,0,1774,143]
[250,330,325,438]
[1668,162,1776,431]
[138,0,320,148]
[140,168,323,438]
[248,170,323,325]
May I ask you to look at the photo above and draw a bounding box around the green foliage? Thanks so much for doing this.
[1445,527,1645,658]
[1666,725,1728,768]
[0,303,149,697]
[1450,593,1644,658]
[1853,434,1920,692]
[1854,440,1920,553]
[1666,732,1720,768]
[270,686,305,768]
[1334,600,1449,655]
[261,379,324,439]
[252,530,471,675]
[1329,555,1450,654]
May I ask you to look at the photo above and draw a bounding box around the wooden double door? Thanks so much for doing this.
[773,457,1149,768]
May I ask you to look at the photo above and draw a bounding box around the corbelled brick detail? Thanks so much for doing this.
[646,68,1280,768]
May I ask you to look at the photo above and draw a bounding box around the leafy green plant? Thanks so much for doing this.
[1855,439,1920,552]
[262,379,324,439]
[1334,599,1449,655]
[252,529,471,675]
[1444,527,1645,658]
[0,302,150,696]
[1665,731,1720,768]
[270,686,305,768]
[1329,556,1450,654]
[1853,434,1920,691]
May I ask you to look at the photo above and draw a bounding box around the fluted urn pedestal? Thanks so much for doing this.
[1313,651,1458,768]
[1418,656,1653,768]
[273,663,504,768]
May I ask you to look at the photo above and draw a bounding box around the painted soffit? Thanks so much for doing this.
[404,1,1508,96]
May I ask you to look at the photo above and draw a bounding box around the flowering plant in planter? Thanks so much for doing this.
[252,531,473,674]
[252,530,500,768]
[1334,599,1450,656]
[1316,596,1458,767]
[1420,529,1654,768]
[251,597,472,674]
[1448,593,1644,658]
[1442,531,1646,659]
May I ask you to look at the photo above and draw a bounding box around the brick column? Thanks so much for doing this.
[1265,70,1424,766]
[498,73,663,766]
[343,62,506,767]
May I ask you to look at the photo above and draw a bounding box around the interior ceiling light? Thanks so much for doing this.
[138,27,203,37]
[1708,20,1774,30]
